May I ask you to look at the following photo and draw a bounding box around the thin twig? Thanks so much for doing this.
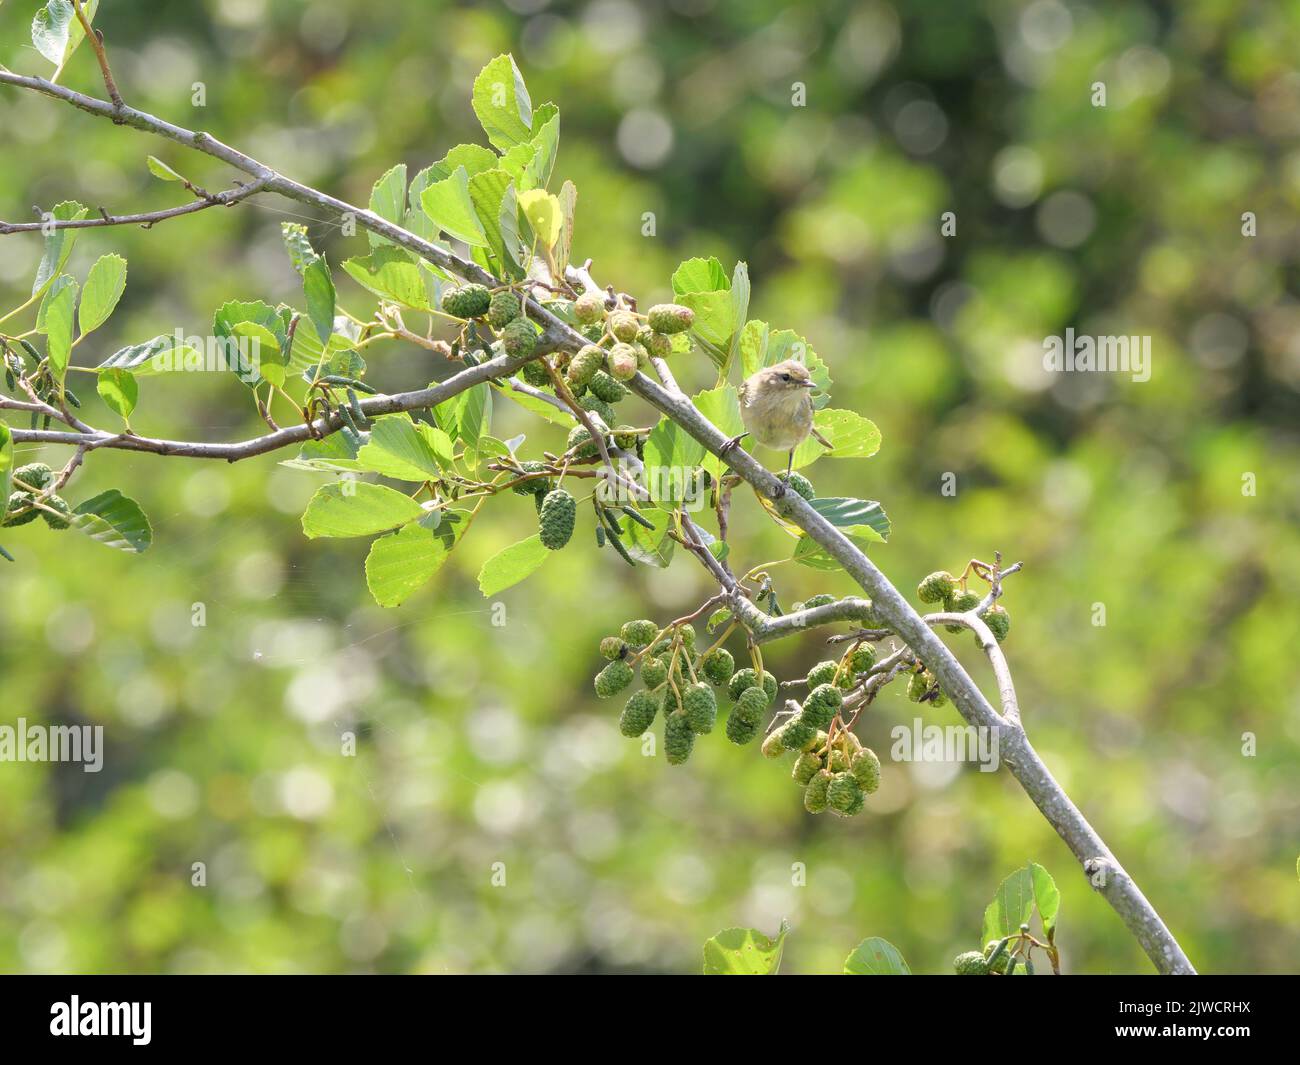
[0,178,268,234]
[71,0,124,111]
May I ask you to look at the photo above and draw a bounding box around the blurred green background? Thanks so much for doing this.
[1,0,1298,974]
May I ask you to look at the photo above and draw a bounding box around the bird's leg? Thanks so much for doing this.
[770,450,794,499]
[718,431,749,460]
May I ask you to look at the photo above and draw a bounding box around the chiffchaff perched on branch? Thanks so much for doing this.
[721,359,832,491]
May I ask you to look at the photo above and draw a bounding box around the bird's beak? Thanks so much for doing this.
[800,381,816,389]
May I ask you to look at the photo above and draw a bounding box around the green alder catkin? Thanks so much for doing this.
[538,489,576,549]
[594,659,634,698]
[619,689,659,737]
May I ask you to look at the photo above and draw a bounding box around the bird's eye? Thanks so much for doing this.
[781,373,791,382]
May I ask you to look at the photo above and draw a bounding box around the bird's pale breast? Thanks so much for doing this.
[741,387,814,450]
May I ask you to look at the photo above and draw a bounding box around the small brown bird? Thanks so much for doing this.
[721,359,831,490]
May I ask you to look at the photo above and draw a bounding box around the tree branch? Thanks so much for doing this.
[0,177,269,234]
[0,66,1195,974]
[9,351,533,460]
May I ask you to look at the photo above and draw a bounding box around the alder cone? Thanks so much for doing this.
[2,492,38,527]
[594,658,634,698]
[538,488,576,549]
[608,311,640,342]
[918,570,956,603]
[785,471,815,501]
[41,496,72,530]
[664,711,695,764]
[487,290,520,328]
[566,344,605,389]
[646,303,694,334]
[619,690,659,737]
[700,648,734,686]
[683,682,717,734]
[441,284,491,319]
[804,769,832,813]
[574,291,606,324]
[850,748,881,794]
[14,463,53,490]
[501,318,538,357]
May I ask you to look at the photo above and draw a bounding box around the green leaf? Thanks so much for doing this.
[302,256,336,345]
[815,408,881,458]
[436,383,490,447]
[230,321,282,386]
[727,261,751,369]
[669,259,748,373]
[96,368,137,422]
[692,385,743,478]
[0,420,13,501]
[281,431,363,473]
[554,179,577,277]
[532,101,560,131]
[1030,863,1061,940]
[472,54,534,151]
[468,433,511,470]
[418,145,500,184]
[518,188,562,248]
[213,300,286,386]
[342,247,433,310]
[523,111,560,190]
[477,533,550,596]
[365,520,456,607]
[497,183,525,275]
[407,148,497,243]
[146,155,185,183]
[356,414,450,480]
[287,320,359,375]
[844,937,911,975]
[983,871,1035,948]
[500,383,572,426]
[35,273,77,333]
[301,481,425,539]
[78,253,127,335]
[420,166,488,247]
[32,201,87,299]
[672,256,729,295]
[367,163,407,248]
[281,222,316,274]
[33,0,96,73]
[807,497,890,541]
[643,416,706,504]
[466,168,520,278]
[98,333,201,375]
[44,278,78,388]
[32,0,74,64]
[499,141,538,186]
[679,288,735,363]
[71,489,151,553]
[788,407,881,470]
[623,505,674,568]
[792,531,884,571]
[702,923,788,975]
